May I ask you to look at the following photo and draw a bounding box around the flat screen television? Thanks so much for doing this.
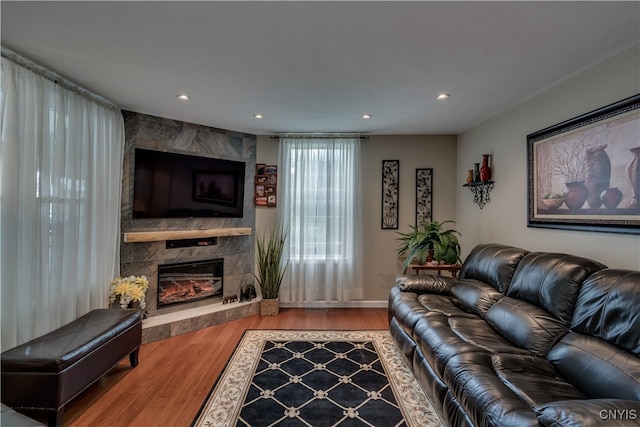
[132,148,245,218]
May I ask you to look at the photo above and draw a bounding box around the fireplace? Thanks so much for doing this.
[157,259,223,308]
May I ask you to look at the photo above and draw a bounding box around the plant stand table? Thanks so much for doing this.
[409,263,462,278]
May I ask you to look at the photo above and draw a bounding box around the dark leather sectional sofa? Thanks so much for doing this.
[389,243,640,427]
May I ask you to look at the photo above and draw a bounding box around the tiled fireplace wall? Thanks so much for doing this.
[120,111,257,330]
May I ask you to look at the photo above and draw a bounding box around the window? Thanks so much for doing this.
[278,136,363,302]
[288,147,347,260]
[1,54,124,350]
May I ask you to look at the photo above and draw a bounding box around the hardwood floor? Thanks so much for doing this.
[35,308,388,426]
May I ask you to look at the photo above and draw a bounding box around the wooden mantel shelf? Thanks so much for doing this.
[123,227,252,243]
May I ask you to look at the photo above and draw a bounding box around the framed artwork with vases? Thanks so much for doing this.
[527,93,639,234]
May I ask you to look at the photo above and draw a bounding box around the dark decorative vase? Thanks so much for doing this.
[600,188,623,210]
[585,144,611,209]
[563,181,588,211]
[473,163,480,182]
[627,147,640,210]
[480,154,492,182]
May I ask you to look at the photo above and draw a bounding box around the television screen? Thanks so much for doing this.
[132,148,245,218]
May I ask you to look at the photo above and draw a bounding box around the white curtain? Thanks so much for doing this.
[1,51,125,350]
[278,135,363,302]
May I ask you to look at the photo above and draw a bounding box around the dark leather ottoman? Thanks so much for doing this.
[1,309,143,427]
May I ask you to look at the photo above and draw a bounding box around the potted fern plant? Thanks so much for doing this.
[254,224,289,316]
[433,230,462,265]
[396,220,460,273]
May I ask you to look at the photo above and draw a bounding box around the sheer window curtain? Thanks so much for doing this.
[1,51,125,350]
[278,135,363,303]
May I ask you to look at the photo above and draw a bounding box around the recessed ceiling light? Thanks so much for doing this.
[177,94,191,101]
[361,114,372,119]
[436,93,450,100]
[253,114,264,119]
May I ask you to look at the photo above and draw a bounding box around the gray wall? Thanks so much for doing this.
[457,44,640,269]
[256,134,458,302]
[362,135,458,300]
[120,111,256,318]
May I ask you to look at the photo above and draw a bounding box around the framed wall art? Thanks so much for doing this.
[527,93,640,234]
[381,160,399,229]
[416,168,433,226]
[255,164,277,207]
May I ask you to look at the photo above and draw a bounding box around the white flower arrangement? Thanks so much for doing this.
[109,275,149,309]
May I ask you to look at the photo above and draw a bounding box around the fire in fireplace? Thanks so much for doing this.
[157,259,223,308]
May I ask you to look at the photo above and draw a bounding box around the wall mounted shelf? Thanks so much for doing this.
[123,227,252,243]
[463,181,494,209]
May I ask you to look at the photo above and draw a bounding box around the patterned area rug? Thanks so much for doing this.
[192,330,444,427]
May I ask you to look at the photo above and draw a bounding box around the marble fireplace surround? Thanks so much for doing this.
[120,111,259,344]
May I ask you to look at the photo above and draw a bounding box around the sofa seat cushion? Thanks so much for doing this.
[547,332,640,400]
[413,314,529,379]
[1,309,143,372]
[443,352,540,427]
[389,287,432,337]
[389,287,475,339]
[413,314,485,378]
[492,353,587,407]
[450,279,505,318]
[447,316,531,355]
[486,297,568,357]
[417,294,477,318]
[535,399,640,427]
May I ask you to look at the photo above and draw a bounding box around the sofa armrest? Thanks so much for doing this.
[535,399,640,427]
[395,275,455,294]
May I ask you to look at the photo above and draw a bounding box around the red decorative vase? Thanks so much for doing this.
[563,181,588,210]
[480,154,492,182]
[600,187,622,210]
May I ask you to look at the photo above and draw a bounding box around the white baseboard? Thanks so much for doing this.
[279,300,388,309]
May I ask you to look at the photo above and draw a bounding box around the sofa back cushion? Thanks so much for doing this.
[506,252,606,325]
[486,297,568,357]
[546,269,640,400]
[485,252,605,357]
[458,243,529,294]
[569,269,640,357]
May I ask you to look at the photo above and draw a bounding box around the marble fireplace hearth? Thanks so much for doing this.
[141,298,260,344]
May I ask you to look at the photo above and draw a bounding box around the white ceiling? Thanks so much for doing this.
[2,1,639,135]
